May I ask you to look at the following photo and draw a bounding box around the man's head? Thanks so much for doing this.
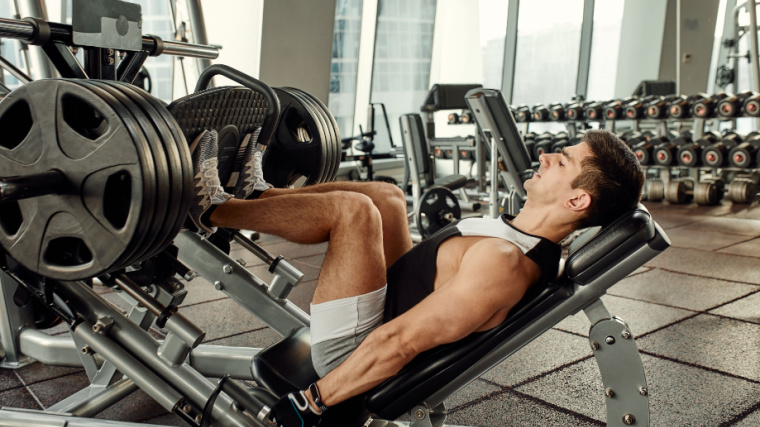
[524,129,644,230]
[570,130,644,229]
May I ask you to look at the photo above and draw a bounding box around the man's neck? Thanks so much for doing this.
[509,202,577,243]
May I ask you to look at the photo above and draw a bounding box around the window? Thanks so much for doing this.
[370,0,436,154]
[586,0,625,101]
[479,0,508,89]
[511,0,584,107]
[328,0,363,139]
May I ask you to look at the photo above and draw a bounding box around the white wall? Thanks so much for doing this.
[614,0,668,97]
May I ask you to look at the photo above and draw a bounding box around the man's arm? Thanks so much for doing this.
[314,239,541,407]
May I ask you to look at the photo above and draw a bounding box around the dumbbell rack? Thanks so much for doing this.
[514,98,760,207]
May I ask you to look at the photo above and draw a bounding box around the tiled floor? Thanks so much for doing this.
[2,199,760,426]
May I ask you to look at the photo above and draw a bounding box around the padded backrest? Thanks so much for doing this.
[399,113,435,187]
[364,205,668,419]
[421,84,483,112]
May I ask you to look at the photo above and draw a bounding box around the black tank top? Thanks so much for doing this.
[383,215,561,323]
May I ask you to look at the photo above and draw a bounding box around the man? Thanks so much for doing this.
[189,128,644,426]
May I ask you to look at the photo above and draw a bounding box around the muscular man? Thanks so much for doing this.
[188,128,644,426]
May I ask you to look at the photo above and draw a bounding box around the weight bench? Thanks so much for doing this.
[251,204,670,427]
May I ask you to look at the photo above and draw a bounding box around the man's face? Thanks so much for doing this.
[523,141,593,205]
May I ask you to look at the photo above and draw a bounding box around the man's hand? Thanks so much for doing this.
[268,391,322,427]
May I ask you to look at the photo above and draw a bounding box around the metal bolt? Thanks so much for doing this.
[107,48,114,56]
[195,415,202,423]
[92,324,102,333]
[622,330,632,339]
[183,405,192,413]
[214,281,223,290]
[591,342,600,351]
[223,264,234,274]
[184,270,198,281]
[236,258,247,267]
[106,57,114,65]
[623,414,636,425]
[639,387,648,396]
[605,336,616,345]
[605,388,615,398]
[414,409,426,420]
[81,345,93,355]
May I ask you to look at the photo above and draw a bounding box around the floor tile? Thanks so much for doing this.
[718,236,760,258]
[662,227,755,250]
[646,210,711,229]
[15,362,83,386]
[710,291,760,323]
[638,314,760,381]
[0,368,22,392]
[204,327,283,349]
[179,298,268,342]
[27,371,90,408]
[481,329,591,387]
[443,378,502,412]
[445,390,602,426]
[94,388,168,422]
[644,247,760,284]
[517,354,760,427]
[671,216,760,237]
[608,268,758,311]
[734,407,760,426]
[553,294,694,338]
[0,387,41,410]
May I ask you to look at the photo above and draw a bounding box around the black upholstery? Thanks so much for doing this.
[252,205,668,421]
[421,84,484,112]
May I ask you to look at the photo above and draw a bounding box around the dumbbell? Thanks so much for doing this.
[653,136,685,166]
[533,135,556,159]
[447,112,460,124]
[604,97,636,120]
[433,146,446,159]
[551,136,571,153]
[717,90,755,118]
[743,93,760,117]
[514,105,532,122]
[669,93,707,119]
[642,178,665,202]
[566,102,585,121]
[631,136,656,165]
[584,101,606,121]
[664,179,695,204]
[702,132,743,167]
[728,132,760,169]
[532,104,550,122]
[727,178,758,203]
[646,96,679,119]
[459,149,474,160]
[460,111,474,124]
[676,131,718,167]
[694,179,725,205]
[692,92,728,118]
[624,97,655,120]
[549,103,566,121]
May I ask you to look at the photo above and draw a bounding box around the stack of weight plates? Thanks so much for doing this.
[0,79,191,280]
[266,87,342,187]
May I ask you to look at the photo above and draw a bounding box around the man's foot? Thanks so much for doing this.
[189,129,232,236]
[233,128,273,199]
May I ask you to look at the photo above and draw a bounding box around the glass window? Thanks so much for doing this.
[479,0,508,90]
[130,0,174,102]
[328,0,363,139]
[0,0,25,90]
[511,0,584,106]
[586,0,625,101]
[370,0,436,154]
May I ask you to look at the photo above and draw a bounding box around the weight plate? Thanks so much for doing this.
[0,80,151,280]
[694,181,721,206]
[665,180,690,204]
[102,81,191,259]
[76,80,171,268]
[415,187,461,239]
[278,88,331,184]
[265,88,327,187]
[647,179,665,202]
[286,87,342,183]
[113,81,193,246]
[728,179,757,203]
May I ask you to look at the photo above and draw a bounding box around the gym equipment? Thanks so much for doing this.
[603,97,636,120]
[631,136,655,165]
[668,93,707,119]
[663,179,724,205]
[646,95,679,119]
[729,133,760,168]
[717,90,754,117]
[532,103,549,121]
[250,204,670,427]
[677,132,719,167]
[415,187,462,238]
[514,104,532,122]
[566,101,585,120]
[653,136,680,166]
[643,178,665,202]
[0,79,192,281]
[624,97,655,119]
[743,92,760,116]
[727,177,758,203]
[584,100,606,121]
[692,92,728,118]
[549,102,566,120]
[702,132,743,168]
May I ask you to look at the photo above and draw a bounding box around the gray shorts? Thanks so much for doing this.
[309,285,386,377]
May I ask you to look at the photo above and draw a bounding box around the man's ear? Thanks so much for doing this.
[564,189,591,212]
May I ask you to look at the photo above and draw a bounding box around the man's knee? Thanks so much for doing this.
[335,192,383,227]
[369,182,407,211]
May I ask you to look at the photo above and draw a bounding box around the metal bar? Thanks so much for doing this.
[232,232,275,264]
[0,170,64,202]
[0,53,31,83]
[0,408,167,427]
[501,0,520,104]
[575,0,595,98]
[16,0,56,79]
[52,378,140,417]
[160,38,218,59]
[42,41,88,78]
[116,50,148,84]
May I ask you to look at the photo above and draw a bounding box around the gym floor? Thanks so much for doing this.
[1,200,760,426]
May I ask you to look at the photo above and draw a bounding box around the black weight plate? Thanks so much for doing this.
[0,80,151,280]
[286,87,342,182]
[75,80,170,268]
[279,88,332,184]
[102,80,190,258]
[415,187,461,238]
[265,88,327,187]
[112,81,193,246]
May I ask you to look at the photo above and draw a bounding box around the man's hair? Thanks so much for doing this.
[570,129,645,229]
